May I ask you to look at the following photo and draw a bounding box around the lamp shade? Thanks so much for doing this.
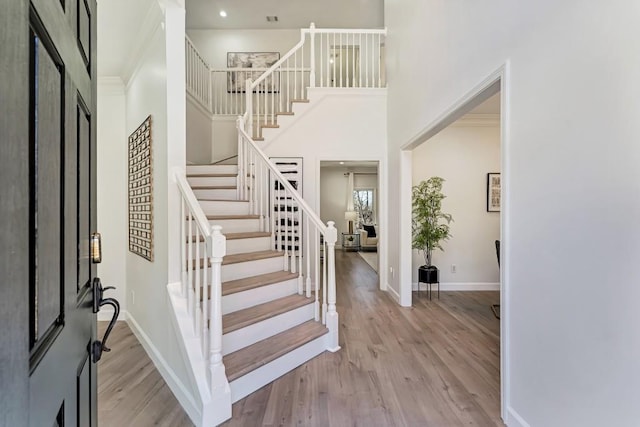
[344,211,358,221]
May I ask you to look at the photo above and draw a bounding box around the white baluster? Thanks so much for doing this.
[181,200,187,297]
[297,202,303,294]
[314,229,320,321]
[187,213,194,318]
[359,33,363,87]
[245,78,253,140]
[195,226,201,335]
[283,188,290,271]
[325,221,340,352]
[322,237,327,325]
[377,33,381,87]
[270,170,276,249]
[202,231,209,357]
[305,216,311,298]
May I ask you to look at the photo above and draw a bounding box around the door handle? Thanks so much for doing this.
[91,277,120,363]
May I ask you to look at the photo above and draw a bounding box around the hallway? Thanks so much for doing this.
[99,251,502,426]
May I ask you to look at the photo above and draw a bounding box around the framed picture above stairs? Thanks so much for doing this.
[271,157,303,253]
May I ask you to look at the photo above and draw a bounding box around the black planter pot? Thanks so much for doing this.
[418,265,439,284]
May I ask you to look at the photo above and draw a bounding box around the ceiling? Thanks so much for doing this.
[186,0,384,30]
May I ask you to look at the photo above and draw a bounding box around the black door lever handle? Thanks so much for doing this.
[92,277,121,363]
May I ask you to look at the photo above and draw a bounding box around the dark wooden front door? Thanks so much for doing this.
[0,0,98,425]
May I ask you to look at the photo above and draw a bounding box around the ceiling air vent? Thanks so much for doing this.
[266,16,279,23]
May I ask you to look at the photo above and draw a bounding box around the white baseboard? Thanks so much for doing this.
[412,282,500,291]
[386,283,401,304]
[126,312,201,425]
[505,407,530,427]
[97,308,127,322]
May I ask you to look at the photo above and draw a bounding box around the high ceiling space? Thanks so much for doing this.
[186,0,384,30]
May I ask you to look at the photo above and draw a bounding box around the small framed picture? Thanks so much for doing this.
[487,172,501,212]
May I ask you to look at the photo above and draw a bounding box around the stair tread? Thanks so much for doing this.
[223,293,312,334]
[223,320,328,382]
[187,173,237,178]
[276,112,295,116]
[225,231,271,240]
[222,271,299,296]
[260,124,279,128]
[207,214,260,220]
[291,99,309,103]
[254,137,265,141]
[223,250,282,265]
[191,185,236,190]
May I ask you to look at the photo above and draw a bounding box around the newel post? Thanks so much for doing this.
[208,226,231,406]
[325,221,340,352]
[309,22,316,88]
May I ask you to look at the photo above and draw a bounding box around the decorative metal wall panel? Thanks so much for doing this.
[128,115,154,261]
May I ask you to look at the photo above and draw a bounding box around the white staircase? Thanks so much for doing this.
[171,23,386,426]
[171,161,339,426]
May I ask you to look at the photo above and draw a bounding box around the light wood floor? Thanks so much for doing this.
[99,251,502,426]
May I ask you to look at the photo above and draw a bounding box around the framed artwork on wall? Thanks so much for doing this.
[487,172,501,212]
[128,115,154,261]
[227,52,280,93]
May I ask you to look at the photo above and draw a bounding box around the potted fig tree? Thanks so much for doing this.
[412,177,453,289]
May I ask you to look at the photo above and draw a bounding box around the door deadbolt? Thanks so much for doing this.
[91,232,102,263]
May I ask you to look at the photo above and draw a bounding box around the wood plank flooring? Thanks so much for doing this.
[98,251,502,426]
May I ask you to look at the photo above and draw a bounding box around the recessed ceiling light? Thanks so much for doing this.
[219,10,227,17]
[339,161,345,165]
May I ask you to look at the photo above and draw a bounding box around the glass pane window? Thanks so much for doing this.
[353,189,374,227]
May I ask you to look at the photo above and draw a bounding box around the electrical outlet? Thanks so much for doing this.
[131,290,135,305]
[390,267,394,278]
[451,264,457,274]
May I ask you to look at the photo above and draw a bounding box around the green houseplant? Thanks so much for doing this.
[412,177,453,270]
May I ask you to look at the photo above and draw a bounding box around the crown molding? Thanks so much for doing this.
[98,76,125,96]
[451,113,500,127]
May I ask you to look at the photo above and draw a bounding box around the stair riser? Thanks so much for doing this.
[188,176,237,187]
[222,278,299,315]
[189,237,272,255]
[209,218,261,233]
[222,302,314,355]
[226,237,271,255]
[229,335,327,403]
[193,189,237,200]
[222,256,284,282]
[198,200,250,216]
[187,165,237,175]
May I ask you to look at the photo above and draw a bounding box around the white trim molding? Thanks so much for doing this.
[385,283,401,304]
[97,308,128,322]
[506,407,531,427]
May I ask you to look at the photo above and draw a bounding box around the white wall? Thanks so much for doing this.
[97,78,128,319]
[117,0,195,411]
[320,167,378,243]
[386,1,640,425]
[186,96,212,163]
[411,122,500,285]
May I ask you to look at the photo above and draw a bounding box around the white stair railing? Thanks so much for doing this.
[185,36,212,111]
[245,23,387,139]
[237,116,340,351]
[185,25,387,137]
[175,171,229,392]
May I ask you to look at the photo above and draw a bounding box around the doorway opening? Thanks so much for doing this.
[320,160,380,276]
[399,68,508,421]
